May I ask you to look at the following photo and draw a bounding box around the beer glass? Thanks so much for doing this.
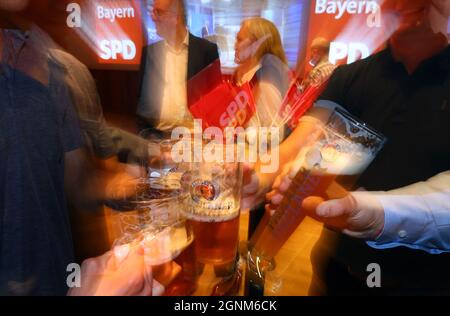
[113,218,196,296]
[181,159,243,266]
[105,136,197,296]
[247,107,386,292]
[175,137,244,295]
[108,178,197,296]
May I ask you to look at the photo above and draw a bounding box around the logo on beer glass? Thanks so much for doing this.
[190,180,220,202]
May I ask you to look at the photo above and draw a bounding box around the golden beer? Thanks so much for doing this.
[187,215,240,265]
[249,108,386,265]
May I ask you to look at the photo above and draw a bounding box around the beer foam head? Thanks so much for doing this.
[323,148,375,175]
[289,143,376,178]
[183,195,240,222]
[141,226,193,266]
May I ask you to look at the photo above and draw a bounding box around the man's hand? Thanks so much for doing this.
[68,245,153,296]
[241,163,278,211]
[103,163,147,200]
[313,192,385,239]
[267,168,385,240]
[265,161,295,216]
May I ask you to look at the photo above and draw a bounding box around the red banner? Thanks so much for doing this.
[188,60,256,131]
[278,78,330,130]
[93,0,143,67]
[304,0,391,72]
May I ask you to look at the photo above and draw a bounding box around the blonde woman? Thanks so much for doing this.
[233,17,291,141]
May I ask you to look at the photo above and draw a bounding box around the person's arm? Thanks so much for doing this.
[366,171,450,254]
[241,114,326,211]
[269,171,450,254]
[53,49,161,162]
[241,102,335,211]
[242,65,351,211]
[108,126,161,164]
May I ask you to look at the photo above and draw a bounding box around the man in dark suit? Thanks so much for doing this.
[137,0,219,136]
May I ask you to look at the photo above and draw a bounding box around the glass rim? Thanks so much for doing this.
[330,107,387,144]
[104,177,186,211]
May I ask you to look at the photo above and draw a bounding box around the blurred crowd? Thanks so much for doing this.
[0,0,449,296]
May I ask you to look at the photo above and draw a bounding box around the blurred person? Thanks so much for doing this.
[0,0,84,295]
[21,1,160,165]
[137,0,219,136]
[299,37,336,92]
[51,44,161,172]
[22,1,162,262]
[233,17,290,238]
[244,0,450,294]
[0,0,153,295]
[233,17,290,140]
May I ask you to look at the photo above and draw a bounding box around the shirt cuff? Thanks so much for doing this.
[366,194,446,254]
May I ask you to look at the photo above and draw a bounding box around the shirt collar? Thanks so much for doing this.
[1,25,59,85]
[383,44,450,77]
[164,30,189,54]
[238,62,262,86]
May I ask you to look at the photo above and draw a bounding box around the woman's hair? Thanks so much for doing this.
[240,17,287,65]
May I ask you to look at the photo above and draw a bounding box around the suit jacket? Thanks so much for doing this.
[137,33,219,129]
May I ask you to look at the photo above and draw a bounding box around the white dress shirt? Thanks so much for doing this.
[366,171,450,254]
[156,32,193,131]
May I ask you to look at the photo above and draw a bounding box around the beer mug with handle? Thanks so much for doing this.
[179,139,244,295]
[111,185,197,296]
